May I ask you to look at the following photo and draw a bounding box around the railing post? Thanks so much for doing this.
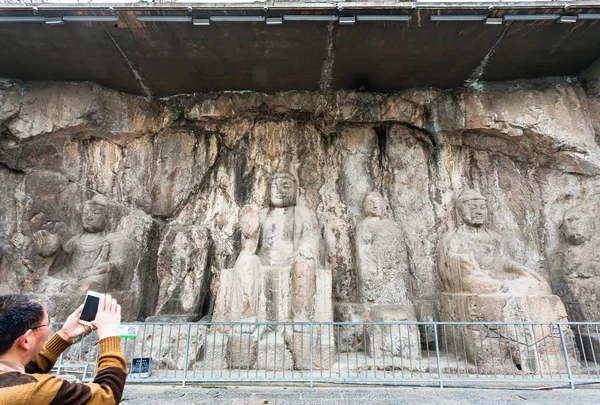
[433,323,443,389]
[56,352,64,377]
[309,323,314,388]
[558,323,575,389]
[182,323,192,387]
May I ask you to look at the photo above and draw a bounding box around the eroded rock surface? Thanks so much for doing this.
[1,77,599,325]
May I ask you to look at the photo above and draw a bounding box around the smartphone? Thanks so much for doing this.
[79,291,103,326]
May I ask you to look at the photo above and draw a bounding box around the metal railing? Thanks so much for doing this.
[51,321,600,389]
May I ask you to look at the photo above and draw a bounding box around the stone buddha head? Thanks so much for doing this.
[81,195,110,233]
[562,204,594,246]
[456,189,487,228]
[270,172,297,208]
[363,192,385,218]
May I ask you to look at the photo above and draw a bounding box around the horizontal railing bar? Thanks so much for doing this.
[54,320,600,389]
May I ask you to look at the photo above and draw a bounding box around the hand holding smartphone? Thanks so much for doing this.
[78,291,103,326]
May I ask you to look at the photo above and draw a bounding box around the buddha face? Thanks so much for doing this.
[270,174,297,208]
[82,203,108,233]
[364,193,384,218]
[562,209,592,246]
[459,198,487,227]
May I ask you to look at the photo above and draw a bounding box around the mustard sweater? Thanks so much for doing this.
[0,335,126,405]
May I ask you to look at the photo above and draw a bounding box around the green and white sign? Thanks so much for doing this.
[119,325,138,339]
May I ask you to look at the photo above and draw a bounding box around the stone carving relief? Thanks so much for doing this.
[343,192,420,360]
[31,195,137,293]
[437,189,575,373]
[551,202,600,357]
[213,205,261,329]
[212,171,334,370]
[26,195,140,319]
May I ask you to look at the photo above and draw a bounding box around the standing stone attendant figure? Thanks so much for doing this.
[230,205,262,328]
[552,202,600,322]
[355,191,411,306]
[354,191,420,360]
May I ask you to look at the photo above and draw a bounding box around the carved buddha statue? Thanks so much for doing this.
[258,171,321,324]
[438,188,551,297]
[32,195,137,294]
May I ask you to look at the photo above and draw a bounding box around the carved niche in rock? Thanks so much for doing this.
[437,188,575,374]
[551,202,600,358]
[212,172,334,371]
[148,225,212,322]
[27,194,140,319]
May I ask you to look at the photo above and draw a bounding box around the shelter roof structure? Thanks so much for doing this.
[1,1,600,96]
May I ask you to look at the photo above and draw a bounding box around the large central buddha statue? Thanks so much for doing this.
[258,171,322,324]
[212,171,333,370]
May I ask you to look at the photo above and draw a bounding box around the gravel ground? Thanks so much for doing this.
[120,383,600,405]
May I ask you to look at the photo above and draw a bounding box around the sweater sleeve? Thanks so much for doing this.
[29,336,127,405]
[25,334,72,374]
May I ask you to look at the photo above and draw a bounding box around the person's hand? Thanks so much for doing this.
[57,305,92,342]
[91,294,121,340]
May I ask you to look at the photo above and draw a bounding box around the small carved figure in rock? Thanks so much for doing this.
[356,192,410,305]
[230,205,262,329]
[258,171,321,324]
[438,188,551,296]
[552,202,600,322]
[32,195,137,294]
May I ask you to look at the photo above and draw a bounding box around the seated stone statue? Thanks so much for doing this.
[31,195,137,294]
[439,188,551,296]
[437,188,572,374]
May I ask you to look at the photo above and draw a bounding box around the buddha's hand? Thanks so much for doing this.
[89,263,111,276]
[32,230,60,257]
[513,264,545,282]
[452,254,483,275]
[466,275,506,294]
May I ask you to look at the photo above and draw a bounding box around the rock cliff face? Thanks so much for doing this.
[1,77,599,321]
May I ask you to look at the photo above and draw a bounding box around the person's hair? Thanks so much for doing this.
[0,295,45,355]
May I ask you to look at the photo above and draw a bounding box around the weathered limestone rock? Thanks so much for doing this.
[1,77,600,340]
[149,225,211,322]
[4,81,169,140]
[437,188,576,374]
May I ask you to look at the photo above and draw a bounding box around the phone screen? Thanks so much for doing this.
[80,294,100,323]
